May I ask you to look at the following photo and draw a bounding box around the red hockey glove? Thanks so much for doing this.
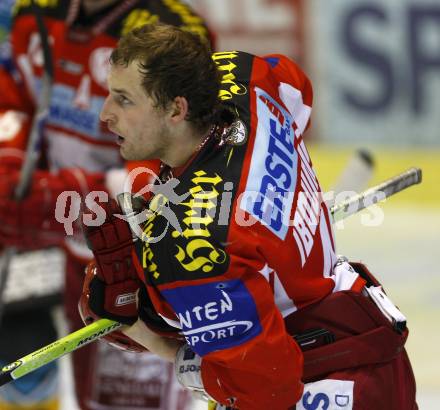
[82,196,183,341]
[79,260,146,352]
[0,167,105,248]
[81,198,142,324]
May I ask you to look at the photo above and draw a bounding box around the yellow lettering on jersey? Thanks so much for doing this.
[122,9,159,37]
[191,172,223,186]
[141,194,169,279]
[212,52,247,101]
[162,0,208,40]
[175,239,226,273]
[172,170,226,273]
[14,0,58,13]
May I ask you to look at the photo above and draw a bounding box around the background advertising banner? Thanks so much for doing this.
[308,0,440,145]
[190,0,305,62]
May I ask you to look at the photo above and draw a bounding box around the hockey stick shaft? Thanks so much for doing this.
[0,167,423,386]
[0,319,121,385]
[330,167,422,223]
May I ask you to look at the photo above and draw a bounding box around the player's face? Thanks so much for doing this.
[100,61,171,161]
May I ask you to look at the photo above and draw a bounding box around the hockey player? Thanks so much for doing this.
[80,23,418,409]
[0,1,213,409]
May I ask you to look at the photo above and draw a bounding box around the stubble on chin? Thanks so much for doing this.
[119,145,132,161]
[120,145,154,162]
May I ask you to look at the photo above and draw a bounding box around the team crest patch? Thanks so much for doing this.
[225,120,248,145]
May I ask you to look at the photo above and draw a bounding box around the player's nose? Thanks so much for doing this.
[100,95,115,123]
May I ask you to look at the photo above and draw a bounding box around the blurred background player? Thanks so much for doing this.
[0,3,61,410]
[0,1,214,409]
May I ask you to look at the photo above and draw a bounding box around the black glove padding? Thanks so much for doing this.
[138,286,184,339]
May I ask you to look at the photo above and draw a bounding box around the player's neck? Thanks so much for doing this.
[162,124,214,169]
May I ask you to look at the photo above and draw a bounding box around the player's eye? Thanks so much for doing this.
[116,94,131,106]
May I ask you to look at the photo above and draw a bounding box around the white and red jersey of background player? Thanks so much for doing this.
[0,0,213,259]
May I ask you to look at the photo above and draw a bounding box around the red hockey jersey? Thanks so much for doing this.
[134,52,366,409]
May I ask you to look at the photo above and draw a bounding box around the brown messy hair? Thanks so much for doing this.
[110,23,221,133]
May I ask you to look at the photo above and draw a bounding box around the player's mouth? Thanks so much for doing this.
[104,123,123,145]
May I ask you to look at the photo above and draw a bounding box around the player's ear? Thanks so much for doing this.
[169,96,189,124]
